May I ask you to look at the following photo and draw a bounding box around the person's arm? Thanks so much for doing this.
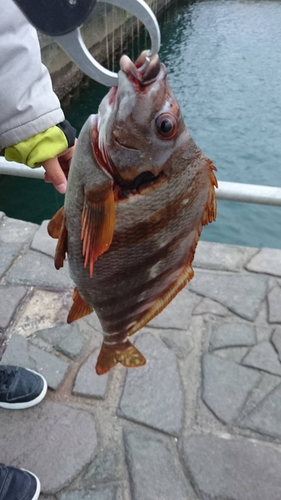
[0,1,76,193]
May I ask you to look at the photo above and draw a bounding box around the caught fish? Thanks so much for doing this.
[48,51,217,375]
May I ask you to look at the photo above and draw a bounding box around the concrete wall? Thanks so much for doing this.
[39,0,172,99]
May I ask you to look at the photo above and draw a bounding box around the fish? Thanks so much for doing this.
[48,51,217,375]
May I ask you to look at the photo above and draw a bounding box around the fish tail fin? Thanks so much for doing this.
[96,339,146,375]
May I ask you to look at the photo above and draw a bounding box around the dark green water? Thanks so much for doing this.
[1,0,281,248]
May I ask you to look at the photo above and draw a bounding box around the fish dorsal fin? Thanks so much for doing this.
[67,287,93,323]
[81,182,116,278]
[47,207,67,269]
[201,160,218,225]
[127,158,218,338]
[47,206,64,239]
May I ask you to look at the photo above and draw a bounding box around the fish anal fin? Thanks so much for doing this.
[54,215,68,270]
[47,206,64,239]
[81,182,116,278]
[67,287,93,323]
[96,339,146,375]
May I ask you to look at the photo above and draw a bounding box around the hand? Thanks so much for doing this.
[42,139,77,194]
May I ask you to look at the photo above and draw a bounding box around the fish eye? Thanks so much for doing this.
[155,113,177,139]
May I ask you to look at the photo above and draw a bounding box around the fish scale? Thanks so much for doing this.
[48,52,217,375]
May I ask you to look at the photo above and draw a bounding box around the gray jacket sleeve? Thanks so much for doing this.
[0,0,65,150]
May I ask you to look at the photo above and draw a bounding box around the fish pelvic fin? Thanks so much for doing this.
[47,206,64,239]
[96,339,146,375]
[81,182,116,278]
[47,207,67,269]
[67,287,93,323]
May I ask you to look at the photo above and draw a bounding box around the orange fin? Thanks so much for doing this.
[202,160,218,226]
[81,184,116,278]
[67,287,93,323]
[54,215,68,270]
[47,206,64,239]
[96,339,146,375]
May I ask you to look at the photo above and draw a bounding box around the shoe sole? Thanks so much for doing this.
[0,369,48,410]
[21,468,41,500]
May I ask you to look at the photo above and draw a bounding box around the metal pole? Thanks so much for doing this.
[0,159,45,179]
[1,158,281,206]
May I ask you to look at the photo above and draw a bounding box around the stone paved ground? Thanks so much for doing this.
[1,212,281,499]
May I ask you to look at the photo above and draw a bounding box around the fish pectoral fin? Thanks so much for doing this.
[96,339,146,375]
[67,287,93,323]
[53,213,68,270]
[81,182,116,278]
[47,206,67,269]
[47,206,64,239]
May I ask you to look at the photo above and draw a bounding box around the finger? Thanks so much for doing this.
[42,157,67,194]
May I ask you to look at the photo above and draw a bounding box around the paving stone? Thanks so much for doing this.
[148,288,196,330]
[0,217,38,243]
[202,354,261,424]
[239,384,281,440]
[246,248,281,277]
[37,323,72,346]
[210,322,256,350]
[268,286,281,323]
[181,433,281,500]
[13,289,73,337]
[81,446,124,486]
[124,428,193,500]
[242,341,281,376]
[0,332,6,360]
[118,332,183,436]
[73,350,109,399]
[160,330,194,359]
[189,271,268,321]
[256,325,273,343]
[213,346,250,363]
[31,220,57,257]
[0,285,27,330]
[0,400,97,494]
[41,496,56,500]
[194,241,257,272]
[28,344,70,389]
[59,487,118,500]
[238,373,281,418]
[6,250,73,289]
[193,297,229,316]
[0,242,22,278]
[38,323,85,360]
[80,312,103,334]
[272,327,281,361]
[2,333,70,388]
[1,333,35,369]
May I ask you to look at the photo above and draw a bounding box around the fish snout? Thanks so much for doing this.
[120,51,161,86]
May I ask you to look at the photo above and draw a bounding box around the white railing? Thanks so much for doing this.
[1,157,281,206]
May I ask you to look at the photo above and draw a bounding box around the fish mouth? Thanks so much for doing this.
[120,51,163,87]
[117,170,167,198]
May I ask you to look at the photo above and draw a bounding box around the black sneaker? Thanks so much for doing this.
[0,366,47,409]
[0,464,40,500]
